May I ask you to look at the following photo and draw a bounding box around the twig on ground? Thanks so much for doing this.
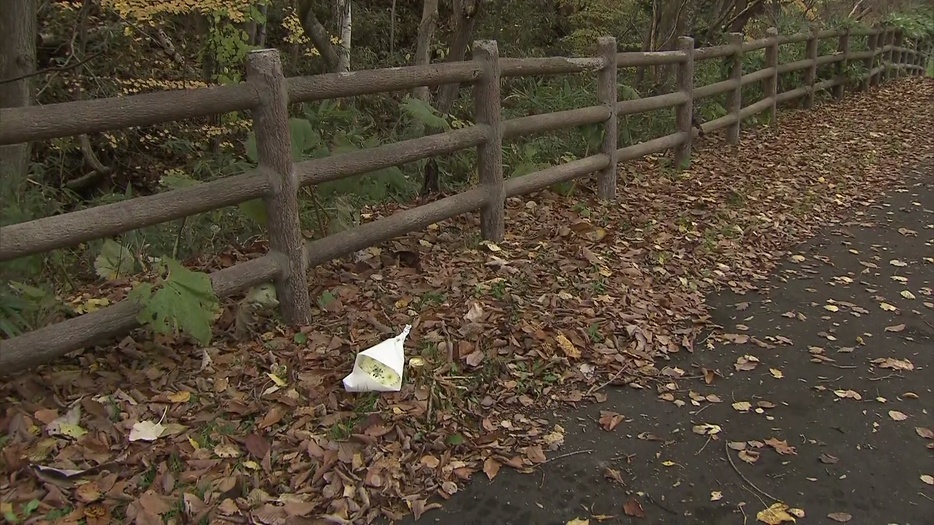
[542,449,593,465]
[585,368,627,397]
[725,441,780,503]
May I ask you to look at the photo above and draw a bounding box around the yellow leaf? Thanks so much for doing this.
[267,373,287,387]
[879,302,896,311]
[661,460,677,467]
[566,519,589,525]
[900,290,916,300]
[188,436,200,449]
[56,422,86,439]
[555,334,581,359]
[168,391,191,403]
[756,502,796,524]
[921,474,933,485]
[770,368,784,379]
[732,401,752,412]
[243,460,261,470]
[823,304,839,312]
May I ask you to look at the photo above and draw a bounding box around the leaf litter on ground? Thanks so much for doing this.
[1,79,933,524]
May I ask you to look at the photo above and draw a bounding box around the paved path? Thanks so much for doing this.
[395,162,933,524]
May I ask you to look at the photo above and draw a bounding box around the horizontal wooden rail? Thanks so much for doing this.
[814,78,841,91]
[0,170,270,262]
[741,67,776,86]
[502,105,610,139]
[500,56,605,77]
[849,50,874,60]
[617,51,686,67]
[742,38,771,52]
[305,188,489,267]
[694,78,739,99]
[699,113,737,134]
[739,97,775,119]
[775,86,809,104]
[0,83,260,146]
[296,126,488,186]
[815,54,845,66]
[286,62,482,103]
[777,34,810,45]
[0,254,282,375]
[777,58,814,74]
[617,91,688,115]
[694,45,735,60]
[505,154,610,197]
[617,131,686,162]
[869,65,885,77]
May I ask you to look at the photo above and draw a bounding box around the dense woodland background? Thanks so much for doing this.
[0,0,932,339]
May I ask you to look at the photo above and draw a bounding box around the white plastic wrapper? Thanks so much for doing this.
[342,325,411,392]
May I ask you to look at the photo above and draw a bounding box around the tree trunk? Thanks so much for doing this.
[297,0,340,72]
[420,0,484,196]
[433,0,483,116]
[0,0,37,191]
[335,0,352,72]
[412,0,439,102]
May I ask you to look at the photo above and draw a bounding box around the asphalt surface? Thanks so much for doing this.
[394,162,934,525]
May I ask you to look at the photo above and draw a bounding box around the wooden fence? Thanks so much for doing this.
[0,26,929,375]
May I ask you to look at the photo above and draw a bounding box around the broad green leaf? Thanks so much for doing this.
[129,258,219,345]
[94,239,136,280]
[401,97,450,130]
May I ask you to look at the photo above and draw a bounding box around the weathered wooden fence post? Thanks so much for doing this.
[863,28,878,90]
[674,36,694,169]
[473,40,504,242]
[596,36,618,200]
[245,49,312,326]
[881,27,893,82]
[726,32,743,144]
[765,27,779,126]
[833,28,850,100]
[893,30,904,79]
[804,29,818,109]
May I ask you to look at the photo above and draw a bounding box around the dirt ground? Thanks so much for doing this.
[393,161,934,524]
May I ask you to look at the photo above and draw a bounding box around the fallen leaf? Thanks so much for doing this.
[921,475,933,485]
[888,410,908,421]
[916,427,934,439]
[757,502,796,524]
[599,411,624,431]
[732,401,752,412]
[692,423,722,436]
[710,491,722,501]
[823,304,839,312]
[884,324,905,332]
[769,368,783,379]
[879,302,896,311]
[555,333,581,359]
[819,453,838,464]
[764,437,797,455]
[833,389,862,400]
[623,498,645,518]
[258,406,284,429]
[827,512,852,522]
[167,391,191,403]
[483,457,501,480]
[738,449,760,464]
[129,420,166,442]
[889,259,907,267]
[900,290,916,300]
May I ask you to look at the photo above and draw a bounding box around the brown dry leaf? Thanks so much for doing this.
[827,512,853,522]
[138,491,173,516]
[738,449,760,464]
[483,457,501,480]
[884,323,906,332]
[257,406,284,429]
[598,411,624,432]
[765,438,797,455]
[819,453,839,464]
[555,333,582,359]
[623,498,645,518]
[888,410,908,421]
[916,427,934,439]
[525,445,546,464]
[833,389,862,400]
[734,355,759,371]
[873,357,914,371]
[703,368,715,384]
